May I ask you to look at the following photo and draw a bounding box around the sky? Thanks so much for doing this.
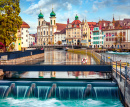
[19,0,130,34]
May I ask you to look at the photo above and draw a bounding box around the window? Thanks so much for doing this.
[26,39,28,42]
[41,32,42,35]
[22,37,23,39]
[106,38,108,41]
[26,30,28,32]
[26,35,28,37]
[39,21,40,26]
[44,31,45,35]
[109,38,111,41]
[47,31,48,35]
[123,32,126,36]
[22,42,23,44]
[51,20,52,25]
[54,20,55,25]
[22,32,23,35]
[112,38,114,41]
[42,21,43,25]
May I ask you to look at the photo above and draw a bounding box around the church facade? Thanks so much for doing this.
[37,9,66,46]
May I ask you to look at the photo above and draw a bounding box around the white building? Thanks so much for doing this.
[28,34,35,46]
[21,21,30,50]
[54,28,66,45]
[91,26,104,48]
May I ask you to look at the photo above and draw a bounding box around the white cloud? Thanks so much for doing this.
[92,5,98,12]
[63,2,72,10]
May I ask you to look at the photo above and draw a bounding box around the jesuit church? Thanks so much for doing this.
[37,8,66,45]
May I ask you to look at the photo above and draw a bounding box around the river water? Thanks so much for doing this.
[18,49,106,79]
[0,49,124,107]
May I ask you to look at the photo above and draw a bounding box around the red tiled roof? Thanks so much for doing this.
[46,22,67,31]
[71,20,81,25]
[21,21,30,28]
[54,28,66,34]
[56,23,67,31]
[88,22,96,25]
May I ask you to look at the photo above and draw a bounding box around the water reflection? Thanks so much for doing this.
[3,50,111,79]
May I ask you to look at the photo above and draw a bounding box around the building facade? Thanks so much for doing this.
[91,26,104,48]
[37,9,66,46]
[14,21,30,51]
[28,34,35,46]
[103,29,130,49]
[66,15,82,45]
[54,28,66,45]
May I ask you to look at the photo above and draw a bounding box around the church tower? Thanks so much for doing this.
[50,8,56,26]
[38,10,44,26]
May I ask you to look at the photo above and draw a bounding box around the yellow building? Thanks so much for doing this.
[14,29,22,51]
[66,15,82,45]
[80,20,91,46]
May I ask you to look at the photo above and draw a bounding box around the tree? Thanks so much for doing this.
[48,41,51,45]
[57,41,62,45]
[114,32,125,48]
[0,0,22,52]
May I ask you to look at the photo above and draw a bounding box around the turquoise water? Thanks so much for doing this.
[0,98,123,107]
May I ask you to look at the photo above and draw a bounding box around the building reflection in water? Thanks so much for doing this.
[3,50,109,79]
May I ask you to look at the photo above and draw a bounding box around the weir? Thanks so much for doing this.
[0,81,120,100]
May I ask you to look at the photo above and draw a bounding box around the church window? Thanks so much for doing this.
[54,20,55,25]
[39,21,40,26]
[51,20,52,25]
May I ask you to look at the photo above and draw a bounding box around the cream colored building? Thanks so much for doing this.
[66,15,81,45]
[103,29,130,49]
[37,9,66,46]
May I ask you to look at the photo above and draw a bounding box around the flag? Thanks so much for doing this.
[109,33,111,36]
[104,35,105,37]
[106,33,108,37]
[112,34,114,36]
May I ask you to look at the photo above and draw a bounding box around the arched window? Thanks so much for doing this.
[51,20,52,25]
[54,20,55,25]
[39,21,40,26]
[44,31,45,35]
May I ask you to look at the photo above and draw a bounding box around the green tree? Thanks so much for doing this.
[0,0,22,52]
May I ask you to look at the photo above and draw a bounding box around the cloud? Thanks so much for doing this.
[24,0,82,15]
[63,2,72,10]
[92,5,98,12]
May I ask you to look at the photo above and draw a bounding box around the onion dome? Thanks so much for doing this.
[75,14,79,20]
[50,8,56,17]
[38,10,44,19]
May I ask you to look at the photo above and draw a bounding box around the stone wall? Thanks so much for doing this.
[0,53,44,65]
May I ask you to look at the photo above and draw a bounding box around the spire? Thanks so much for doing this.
[75,14,79,20]
[113,14,115,22]
[50,6,56,17]
[38,9,44,19]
